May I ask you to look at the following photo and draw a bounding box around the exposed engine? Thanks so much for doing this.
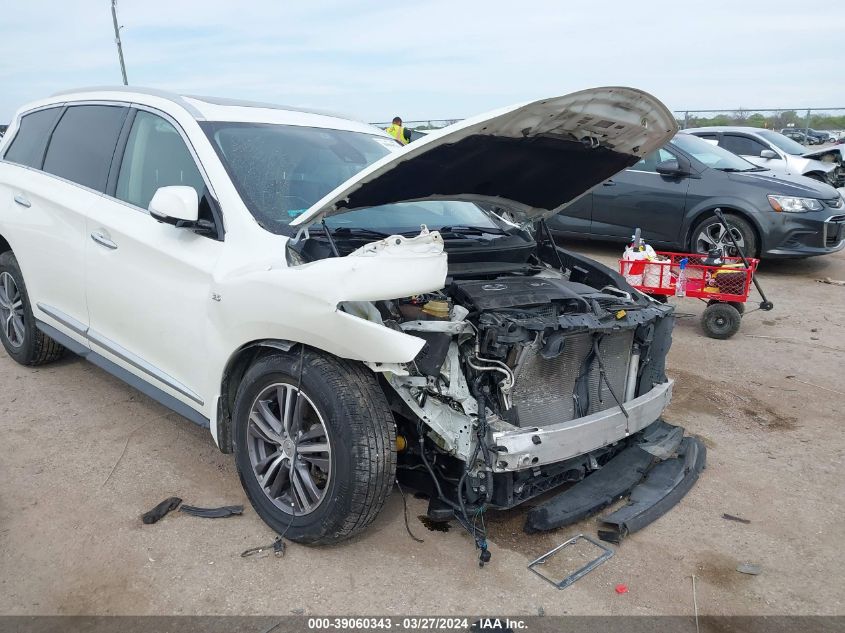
[347,260,674,527]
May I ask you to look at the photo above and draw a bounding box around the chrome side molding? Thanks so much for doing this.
[36,303,203,406]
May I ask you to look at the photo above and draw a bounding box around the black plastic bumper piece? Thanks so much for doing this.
[597,436,706,544]
[525,444,654,533]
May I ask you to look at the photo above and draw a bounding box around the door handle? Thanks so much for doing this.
[90,231,118,250]
[13,194,31,208]
[602,180,616,187]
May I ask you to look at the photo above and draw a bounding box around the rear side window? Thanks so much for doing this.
[719,134,768,157]
[42,105,128,192]
[115,110,205,210]
[3,107,62,168]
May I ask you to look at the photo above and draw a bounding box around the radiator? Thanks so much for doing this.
[510,331,634,428]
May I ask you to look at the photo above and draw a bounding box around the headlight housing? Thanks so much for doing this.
[767,195,823,213]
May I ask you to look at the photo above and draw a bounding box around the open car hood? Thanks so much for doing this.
[291,87,677,227]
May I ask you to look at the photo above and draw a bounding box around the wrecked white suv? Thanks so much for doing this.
[0,87,704,557]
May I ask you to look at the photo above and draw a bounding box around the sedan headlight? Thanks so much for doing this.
[767,195,823,213]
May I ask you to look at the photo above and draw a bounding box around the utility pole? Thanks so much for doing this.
[111,0,128,85]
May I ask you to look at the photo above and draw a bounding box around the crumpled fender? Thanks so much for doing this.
[208,231,448,368]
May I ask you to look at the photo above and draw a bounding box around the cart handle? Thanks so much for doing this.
[713,208,773,311]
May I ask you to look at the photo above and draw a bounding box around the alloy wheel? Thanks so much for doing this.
[0,272,25,348]
[246,382,332,516]
[694,223,745,257]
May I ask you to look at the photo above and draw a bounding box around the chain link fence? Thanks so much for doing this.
[674,108,845,142]
[374,110,845,143]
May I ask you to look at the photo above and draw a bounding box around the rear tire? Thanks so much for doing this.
[690,213,758,259]
[0,252,64,365]
[232,349,396,544]
[701,303,742,339]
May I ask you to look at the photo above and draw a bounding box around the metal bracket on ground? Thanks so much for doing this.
[527,534,614,590]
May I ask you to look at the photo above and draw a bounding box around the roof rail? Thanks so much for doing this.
[50,86,357,122]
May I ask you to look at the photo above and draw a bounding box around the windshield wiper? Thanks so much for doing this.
[312,226,393,240]
[437,225,508,236]
[716,167,755,173]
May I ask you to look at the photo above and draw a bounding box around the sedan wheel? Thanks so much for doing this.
[247,382,331,516]
[691,213,757,258]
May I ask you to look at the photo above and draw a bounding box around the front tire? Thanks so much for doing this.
[0,252,64,365]
[233,350,396,544]
[691,213,758,259]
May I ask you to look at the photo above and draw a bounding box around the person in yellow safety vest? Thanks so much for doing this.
[385,117,409,145]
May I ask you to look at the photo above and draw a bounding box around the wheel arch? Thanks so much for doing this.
[216,339,301,453]
[0,232,11,255]
[684,204,763,256]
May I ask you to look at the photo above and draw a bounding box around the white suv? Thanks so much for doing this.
[0,87,702,551]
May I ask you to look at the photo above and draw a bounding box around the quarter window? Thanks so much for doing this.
[116,110,205,210]
[42,105,128,192]
[3,107,63,169]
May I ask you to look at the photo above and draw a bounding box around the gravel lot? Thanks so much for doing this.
[0,244,842,616]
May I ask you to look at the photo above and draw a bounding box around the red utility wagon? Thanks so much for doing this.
[619,251,767,339]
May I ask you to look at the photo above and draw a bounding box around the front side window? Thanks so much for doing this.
[3,107,63,169]
[630,147,676,172]
[201,122,395,234]
[42,105,128,192]
[756,129,807,156]
[116,110,205,210]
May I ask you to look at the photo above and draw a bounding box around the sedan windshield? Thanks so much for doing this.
[756,129,807,156]
[201,122,397,234]
[674,133,760,171]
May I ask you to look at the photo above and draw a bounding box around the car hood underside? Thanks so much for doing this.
[291,87,678,227]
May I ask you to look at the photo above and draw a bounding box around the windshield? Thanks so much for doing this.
[674,133,760,171]
[756,129,806,156]
[323,200,503,234]
[201,122,397,233]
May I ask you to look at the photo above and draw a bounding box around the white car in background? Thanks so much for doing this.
[0,86,704,555]
[684,126,843,188]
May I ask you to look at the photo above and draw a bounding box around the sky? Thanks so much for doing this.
[1,0,843,124]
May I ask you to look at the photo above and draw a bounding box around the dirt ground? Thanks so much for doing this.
[0,243,843,617]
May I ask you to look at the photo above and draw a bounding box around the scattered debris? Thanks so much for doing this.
[615,583,629,594]
[722,513,751,524]
[736,563,762,576]
[241,537,286,558]
[745,334,844,353]
[786,375,844,396]
[527,534,614,590]
[816,277,845,286]
[396,480,424,543]
[691,575,700,633]
[141,496,182,524]
[179,504,244,519]
[102,419,152,486]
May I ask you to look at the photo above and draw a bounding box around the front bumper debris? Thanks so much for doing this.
[524,420,705,539]
[598,435,706,543]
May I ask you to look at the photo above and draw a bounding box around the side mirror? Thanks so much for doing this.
[148,186,199,224]
[655,159,685,176]
[760,149,778,159]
